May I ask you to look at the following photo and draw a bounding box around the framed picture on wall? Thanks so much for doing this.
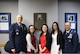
[0,13,11,33]
[65,13,77,32]
[34,13,46,30]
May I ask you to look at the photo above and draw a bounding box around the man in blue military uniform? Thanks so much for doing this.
[9,14,27,54]
[62,22,79,54]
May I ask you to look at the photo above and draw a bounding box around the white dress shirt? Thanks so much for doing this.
[66,29,71,34]
[26,33,36,52]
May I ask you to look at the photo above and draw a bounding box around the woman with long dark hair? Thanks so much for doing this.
[39,24,50,54]
[50,22,62,54]
[26,25,38,54]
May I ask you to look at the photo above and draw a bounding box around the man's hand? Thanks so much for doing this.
[11,49,16,53]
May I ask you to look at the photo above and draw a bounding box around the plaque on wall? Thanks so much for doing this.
[34,13,46,30]
[65,13,77,32]
[0,13,11,33]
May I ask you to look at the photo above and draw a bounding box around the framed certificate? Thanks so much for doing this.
[34,13,46,30]
[65,13,77,32]
[0,13,11,33]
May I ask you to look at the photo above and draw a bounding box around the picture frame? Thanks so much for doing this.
[0,13,11,33]
[65,13,77,32]
[34,13,46,30]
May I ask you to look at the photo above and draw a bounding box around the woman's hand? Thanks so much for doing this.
[40,49,44,53]
[34,49,38,53]
[41,47,46,52]
[39,51,43,54]
[39,44,44,53]
[58,51,60,54]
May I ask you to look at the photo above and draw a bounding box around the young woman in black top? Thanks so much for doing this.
[49,22,63,54]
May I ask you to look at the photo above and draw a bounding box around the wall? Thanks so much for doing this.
[0,0,58,54]
[0,0,18,44]
[19,0,58,40]
[0,0,80,54]
[0,0,18,54]
[58,0,80,42]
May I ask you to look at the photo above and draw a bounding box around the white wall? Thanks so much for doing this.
[19,0,58,40]
[0,0,18,44]
[19,0,58,27]
[58,0,80,42]
[0,0,18,54]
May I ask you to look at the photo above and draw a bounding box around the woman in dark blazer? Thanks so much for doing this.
[49,22,63,54]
